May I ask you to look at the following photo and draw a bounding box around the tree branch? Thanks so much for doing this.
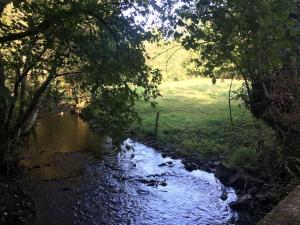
[4,44,49,129]
[13,74,54,136]
[55,71,83,78]
[0,19,51,43]
[261,81,272,101]
[95,17,119,57]
[152,45,181,59]
[232,60,252,100]
[165,46,183,74]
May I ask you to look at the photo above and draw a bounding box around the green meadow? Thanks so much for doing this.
[130,78,274,167]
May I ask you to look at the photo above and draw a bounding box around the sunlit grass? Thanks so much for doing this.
[130,78,274,167]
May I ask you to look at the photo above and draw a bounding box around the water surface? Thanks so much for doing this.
[22,113,238,225]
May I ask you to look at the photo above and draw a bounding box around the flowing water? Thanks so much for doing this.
[21,112,238,225]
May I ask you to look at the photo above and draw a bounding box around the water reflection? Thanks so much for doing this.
[21,113,106,179]
[27,113,104,153]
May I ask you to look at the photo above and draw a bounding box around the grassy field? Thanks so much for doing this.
[129,78,274,167]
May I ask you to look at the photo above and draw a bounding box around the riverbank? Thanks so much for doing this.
[124,79,298,223]
[128,135,297,224]
[81,79,280,222]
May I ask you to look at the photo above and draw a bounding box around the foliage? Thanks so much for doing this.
[173,0,300,171]
[175,0,299,78]
[0,0,162,171]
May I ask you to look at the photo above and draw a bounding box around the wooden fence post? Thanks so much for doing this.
[154,111,160,140]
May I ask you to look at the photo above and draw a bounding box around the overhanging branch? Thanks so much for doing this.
[0,20,51,43]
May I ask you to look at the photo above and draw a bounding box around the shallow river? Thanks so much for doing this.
[21,113,238,225]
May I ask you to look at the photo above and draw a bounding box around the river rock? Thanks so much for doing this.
[138,178,168,187]
[229,194,253,211]
[233,174,264,191]
[220,189,228,201]
[247,186,258,195]
[228,173,241,186]
[160,180,167,187]
[138,179,159,187]
[137,189,149,194]
[185,162,198,172]
[205,161,218,172]
[112,175,127,181]
[146,180,159,187]
[0,182,35,225]
[256,192,279,205]
[215,163,235,184]
[58,187,72,192]
[26,164,42,170]
[44,163,53,167]
[161,153,167,158]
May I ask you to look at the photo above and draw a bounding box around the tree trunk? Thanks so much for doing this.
[13,74,54,135]
[25,107,39,133]
[249,70,300,160]
[0,136,6,173]
[19,76,26,119]
[0,54,8,169]
[0,54,6,127]
[0,55,6,167]
[4,69,21,130]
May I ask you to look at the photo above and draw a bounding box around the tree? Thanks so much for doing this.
[175,0,300,173]
[0,0,161,173]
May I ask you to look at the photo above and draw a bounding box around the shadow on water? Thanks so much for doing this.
[21,112,238,225]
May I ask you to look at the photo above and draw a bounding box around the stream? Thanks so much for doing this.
[20,112,238,225]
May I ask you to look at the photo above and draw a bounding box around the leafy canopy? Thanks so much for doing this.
[0,0,163,142]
